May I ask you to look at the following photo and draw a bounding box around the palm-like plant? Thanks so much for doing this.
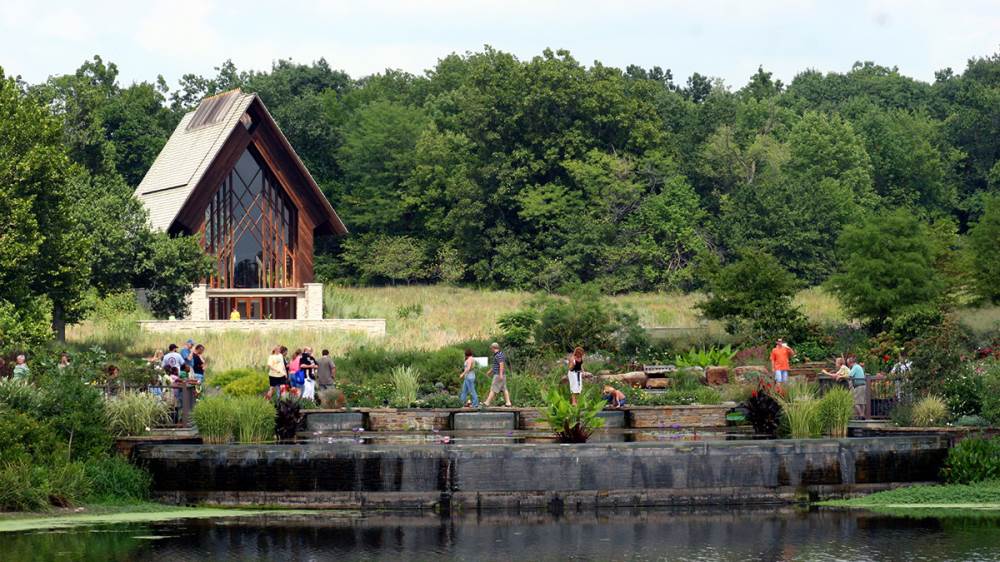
[538,388,605,443]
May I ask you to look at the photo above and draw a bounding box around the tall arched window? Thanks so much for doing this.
[203,148,296,288]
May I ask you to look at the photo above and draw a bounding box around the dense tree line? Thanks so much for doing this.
[3,47,1000,343]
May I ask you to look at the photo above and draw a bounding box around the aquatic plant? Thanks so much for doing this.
[272,396,303,441]
[942,437,1000,484]
[538,387,605,443]
[774,381,822,438]
[674,345,735,369]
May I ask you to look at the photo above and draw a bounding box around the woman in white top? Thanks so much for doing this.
[567,347,584,405]
[267,346,288,389]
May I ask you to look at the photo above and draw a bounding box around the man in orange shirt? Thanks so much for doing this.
[770,338,795,383]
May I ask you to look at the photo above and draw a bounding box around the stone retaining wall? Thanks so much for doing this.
[137,434,952,509]
[628,405,729,428]
[137,318,386,337]
[367,410,451,431]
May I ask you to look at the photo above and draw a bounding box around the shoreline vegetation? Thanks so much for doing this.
[820,481,1000,512]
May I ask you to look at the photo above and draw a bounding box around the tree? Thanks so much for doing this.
[828,211,945,329]
[968,195,1000,303]
[139,234,214,319]
[0,67,91,341]
[697,249,808,343]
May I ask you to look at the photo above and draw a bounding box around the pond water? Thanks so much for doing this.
[4,507,1000,561]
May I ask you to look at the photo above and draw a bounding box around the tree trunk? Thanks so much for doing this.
[53,302,66,342]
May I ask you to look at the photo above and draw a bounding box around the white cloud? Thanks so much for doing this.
[134,0,221,59]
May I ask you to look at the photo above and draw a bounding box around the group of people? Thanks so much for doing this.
[150,339,208,387]
[771,338,869,418]
[455,343,627,409]
[266,346,337,400]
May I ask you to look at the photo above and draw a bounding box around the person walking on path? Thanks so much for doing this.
[12,355,29,380]
[770,338,795,383]
[316,350,336,390]
[267,346,288,389]
[482,343,512,408]
[180,339,196,372]
[288,349,304,391]
[567,346,585,405]
[847,355,867,419]
[458,348,479,408]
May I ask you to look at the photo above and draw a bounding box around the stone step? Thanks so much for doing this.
[306,412,365,431]
[453,411,517,431]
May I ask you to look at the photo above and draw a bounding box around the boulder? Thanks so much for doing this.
[645,377,671,389]
[599,371,648,388]
[705,366,730,386]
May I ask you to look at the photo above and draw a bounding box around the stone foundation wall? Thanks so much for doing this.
[629,405,728,428]
[138,318,386,337]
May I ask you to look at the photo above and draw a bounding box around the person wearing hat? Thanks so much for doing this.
[180,339,196,372]
[770,338,795,383]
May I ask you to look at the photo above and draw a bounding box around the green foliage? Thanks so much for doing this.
[829,211,945,329]
[497,309,538,349]
[103,392,170,437]
[817,387,854,437]
[941,361,987,418]
[627,386,722,406]
[0,460,52,511]
[888,305,945,344]
[982,364,1000,425]
[414,392,462,409]
[538,387,606,443]
[389,365,420,407]
[339,379,394,408]
[907,318,974,395]
[773,382,823,438]
[911,395,949,427]
[0,299,52,354]
[968,195,1000,303]
[673,345,735,368]
[193,396,236,444]
[826,481,1000,507]
[942,437,1000,484]
[697,249,810,344]
[234,397,276,443]
[207,368,261,389]
[342,234,429,285]
[223,373,269,397]
[396,303,423,320]
[82,455,151,502]
[140,233,214,319]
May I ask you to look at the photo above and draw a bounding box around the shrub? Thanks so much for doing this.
[629,387,722,406]
[193,395,236,444]
[497,310,538,348]
[745,382,782,435]
[33,368,112,460]
[902,319,972,395]
[818,387,854,437]
[773,381,822,438]
[234,397,276,443]
[538,387,605,443]
[390,365,419,408]
[941,362,986,418]
[968,194,1000,303]
[223,373,269,397]
[889,402,914,427]
[720,383,753,404]
[339,379,394,408]
[414,392,462,409]
[910,395,949,427]
[208,368,261,389]
[670,368,704,391]
[0,378,42,412]
[506,373,549,406]
[47,461,92,507]
[889,305,945,344]
[83,455,151,502]
[942,437,1000,484]
[396,303,423,320]
[980,363,1000,425]
[104,392,171,437]
[0,406,66,465]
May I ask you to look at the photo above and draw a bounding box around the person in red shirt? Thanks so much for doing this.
[770,338,795,383]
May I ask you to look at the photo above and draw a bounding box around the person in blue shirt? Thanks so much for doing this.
[847,355,866,419]
[179,339,195,371]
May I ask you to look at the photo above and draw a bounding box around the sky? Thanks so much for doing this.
[1,0,998,90]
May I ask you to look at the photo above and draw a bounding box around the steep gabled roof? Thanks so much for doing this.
[134,89,347,236]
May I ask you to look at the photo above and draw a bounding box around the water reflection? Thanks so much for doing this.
[4,508,1000,561]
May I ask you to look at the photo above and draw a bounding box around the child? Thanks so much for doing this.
[602,385,626,409]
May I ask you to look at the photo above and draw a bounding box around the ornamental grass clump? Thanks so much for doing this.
[911,395,949,427]
[104,391,171,437]
[234,396,276,443]
[538,387,605,443]
[774,380,822,438]
[193,395,236,444]
[390,365,419,408]
[818,387,854,438]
